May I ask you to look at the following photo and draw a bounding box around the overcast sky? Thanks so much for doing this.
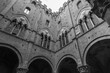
[40,0,68,12]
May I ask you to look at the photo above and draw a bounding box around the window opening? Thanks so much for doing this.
[32,1,36,5]
[65,31,69,44]
[45,20,50,26]
[24,7,31,14]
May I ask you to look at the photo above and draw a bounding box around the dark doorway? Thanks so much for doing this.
[86,39,110,73]
[0,46,19,73]
[58,57,79,73]
[27,58,52,73]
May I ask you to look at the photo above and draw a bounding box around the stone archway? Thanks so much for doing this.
[57,57,79,73]
[0,46,19,73]
[27,58,53,73]
[86,39,110,73]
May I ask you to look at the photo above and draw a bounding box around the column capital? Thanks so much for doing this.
[16,68,28,73]
[78,65,90,73]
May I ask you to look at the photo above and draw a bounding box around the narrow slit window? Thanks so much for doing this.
[47,36,51,49]
[43,34,47,48]
[45,20,50,26]
[62,33,65,47]
[65,31,69,44]
[40,33,44,46]
[59,35,62,48]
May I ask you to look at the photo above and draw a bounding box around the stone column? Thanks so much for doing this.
[78,65,90,73]
[17,68,28,73]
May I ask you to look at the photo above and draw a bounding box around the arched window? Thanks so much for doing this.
[11,20,22,35]
[5,19,17,33]
[59,29,69,48]
[39,31,51,49]
[24,7,31,14]
[77,8,95,34]
[5,17,28,38]
[18,23,28,38]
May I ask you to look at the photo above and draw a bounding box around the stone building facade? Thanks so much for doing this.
[0,0,110,73]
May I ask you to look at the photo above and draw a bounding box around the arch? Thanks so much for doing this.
[76,6,91,24]
[39,29,52,37]
[5,15,30,37]
[0,43,22,73]
[57,27,69,40]
[12,16,30,28]
[83,35,110,64]
[27,56,54,73]
[83,35,110,73]
[39,29,52,39]
[58,28,69,48]
[11,14,31,28]
[58,27,68,36]
[38,30,52,49]
[0,43,22,64]
[56,54,79,73]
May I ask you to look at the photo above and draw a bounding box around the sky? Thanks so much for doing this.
[40,0,68,12]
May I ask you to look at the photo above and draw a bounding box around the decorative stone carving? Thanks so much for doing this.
[17,68,28,73]
[78,65,90,73]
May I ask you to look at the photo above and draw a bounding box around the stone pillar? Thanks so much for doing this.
[78,65,90,73]
[54,70,57,73]
[17,68,28,73]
